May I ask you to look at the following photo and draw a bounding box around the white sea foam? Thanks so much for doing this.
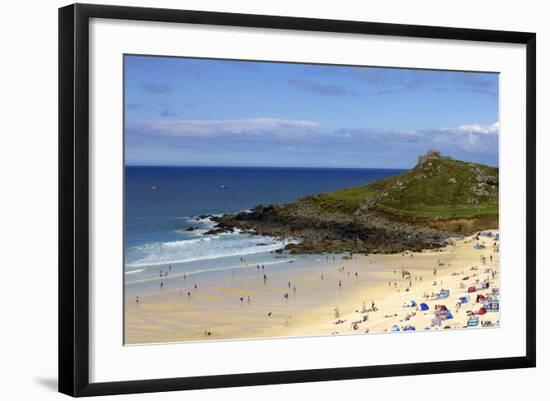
[125,230,296,269]
[125,268,145,275]
[125,258,295,284]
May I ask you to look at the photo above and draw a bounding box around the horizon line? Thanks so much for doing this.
[124,164,411,170]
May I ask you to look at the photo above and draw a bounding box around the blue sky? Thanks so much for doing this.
[124,55,499,168]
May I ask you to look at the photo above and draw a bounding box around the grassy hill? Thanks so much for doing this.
[310,150,498,224]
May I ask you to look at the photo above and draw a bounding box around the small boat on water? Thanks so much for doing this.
[219,185,228,189]
[151,185,160,191]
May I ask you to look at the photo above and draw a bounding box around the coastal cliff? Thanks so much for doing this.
[210,151,499,254]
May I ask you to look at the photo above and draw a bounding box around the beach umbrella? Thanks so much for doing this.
[391,325,401,332]
[420,303,429,311]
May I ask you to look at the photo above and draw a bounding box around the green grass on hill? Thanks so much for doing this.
[309,154,499,221]
[309,185,376,214]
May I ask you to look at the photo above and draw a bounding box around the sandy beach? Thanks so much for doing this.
[124,231,499,344]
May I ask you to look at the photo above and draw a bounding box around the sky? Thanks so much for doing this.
[124,55,499,168]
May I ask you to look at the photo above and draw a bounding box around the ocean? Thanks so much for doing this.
[124,166,404,285]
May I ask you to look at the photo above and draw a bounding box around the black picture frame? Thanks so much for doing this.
[59,3,536,397]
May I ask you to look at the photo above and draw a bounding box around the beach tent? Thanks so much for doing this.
[474,243,486,249]
[391,325,401,332]
[444,311,454,320]
[468,286,477,293]
[420,303,429,311]
[467,316,479,327]
[433,289,450,300]
[459,296,470,304]
[485,299,499,312]
[410,300,417,307]
[404,325,416,331]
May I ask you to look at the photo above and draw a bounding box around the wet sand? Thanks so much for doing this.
[124,231,500,344]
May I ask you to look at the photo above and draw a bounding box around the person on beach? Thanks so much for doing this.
[293,285,297,295]
[288,281,291,289]
[160,282,163,289]
[183,274,187,281]
[263,274,267,284]
[284,292,289,299]
[338,280,342,288]
[194,284,198,289]
[187,291,191,298]
[247,295,251,303]
[321,274,324,280]
[135,296,139,303]
[240,296,244,303]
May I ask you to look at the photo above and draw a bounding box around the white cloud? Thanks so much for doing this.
[443,121,499,135]
[144,117,321,139]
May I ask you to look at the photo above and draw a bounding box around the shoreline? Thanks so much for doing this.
[125,230,499,344]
